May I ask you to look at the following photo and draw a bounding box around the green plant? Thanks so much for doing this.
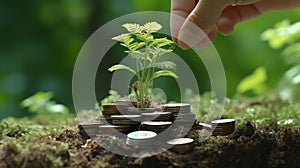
[20,92,73,125]
[109,22,178,108]
[261,20,300,101]
[21,92,69,114]
[236,67,268,96]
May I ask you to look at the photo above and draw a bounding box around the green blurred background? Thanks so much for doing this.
[1,0,300,119]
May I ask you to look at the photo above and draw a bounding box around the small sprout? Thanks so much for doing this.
[109,21,177,108]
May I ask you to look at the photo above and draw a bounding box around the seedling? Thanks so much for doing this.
[109,22,178,109]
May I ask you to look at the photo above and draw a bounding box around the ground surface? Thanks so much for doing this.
[1,119,300,168]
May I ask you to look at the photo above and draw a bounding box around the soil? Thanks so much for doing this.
[2,122,298,168]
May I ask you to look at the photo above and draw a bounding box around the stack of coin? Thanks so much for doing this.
[102,104,128,123]
[95,116,110,124]
[163,103,191,115]
[140,121,172,133]
[163,103,196,124]
[167,138,194,153]
[126,131,157,147]
[198,122,212,131]
[141,112,172,122]
[111,115,141,125]
[175,113,196,124]
[127,107,156,114]
[163,103,193,120]
[98,125,137,135]
[211,119,235,136]
[78,123,104,138]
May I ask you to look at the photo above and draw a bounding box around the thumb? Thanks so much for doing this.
[178,0,233,48]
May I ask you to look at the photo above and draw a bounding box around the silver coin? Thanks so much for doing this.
[127,131,157,140]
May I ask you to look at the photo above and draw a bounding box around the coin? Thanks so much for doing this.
[112,120,140,125]
[211,119,235,136]
[167,138,194,153]
[211,119,235,124]
[141,112,172,121]
[127,130,157,140]
[141,121,172,133]
[127,107,156,114]
[126,130,157,146]
[98,125,132,134]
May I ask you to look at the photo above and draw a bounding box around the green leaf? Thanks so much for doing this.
[261,20,300,49]
[152,61,176,70]
[154,70,178,79]
[151,38,174,48]
[143,22,162,33]
[123,23,142,33]
[282,43,300,65]
[128,51,150,61]
[128,42,145,51]
[149,48,173,59]
[112,33,132,43]
[236,67,267,95]
[108,64,136,74]
[135,33,153,41]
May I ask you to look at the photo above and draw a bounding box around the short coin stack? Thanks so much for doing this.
[162,103,196,124]
[126,130,157,147]
[211,119,235,136]
[167,138,194,153]
[140,121,172,133]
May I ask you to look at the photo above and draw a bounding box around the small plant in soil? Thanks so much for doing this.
[109,21,178,109]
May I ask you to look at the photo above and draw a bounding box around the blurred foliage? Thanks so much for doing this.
[0,1,300,119]
[21,92,69,114]
[20,92,73,125]
[236,66,268,96]
[183,91,300,127]
[262,20,300,101]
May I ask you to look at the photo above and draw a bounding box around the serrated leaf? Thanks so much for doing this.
[152,61,176,70]
[128,42,145,51]
[154,70,178,79]
[108,64,136,74]
[112,33,132,43]
[152,38,174,48]
[143,22,162,33]
[123,23,142,33]
[128,51,149,60]
[149,48,173,58]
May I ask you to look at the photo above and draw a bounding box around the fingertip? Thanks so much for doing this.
[217,16,234,35]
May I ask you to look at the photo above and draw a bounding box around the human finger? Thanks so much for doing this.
[217,4,261,35]
[171,0,198,45]
[177,0,234,48]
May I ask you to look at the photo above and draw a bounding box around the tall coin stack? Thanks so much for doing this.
[101,104,128,123]
[211,119,235,136]
[141,112,173,122]
[140,111,173,133]
[99,103,143,135]
[140,121,172,133]
[162,103,196,124]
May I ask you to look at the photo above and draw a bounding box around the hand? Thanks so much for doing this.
[171,0,300,49]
